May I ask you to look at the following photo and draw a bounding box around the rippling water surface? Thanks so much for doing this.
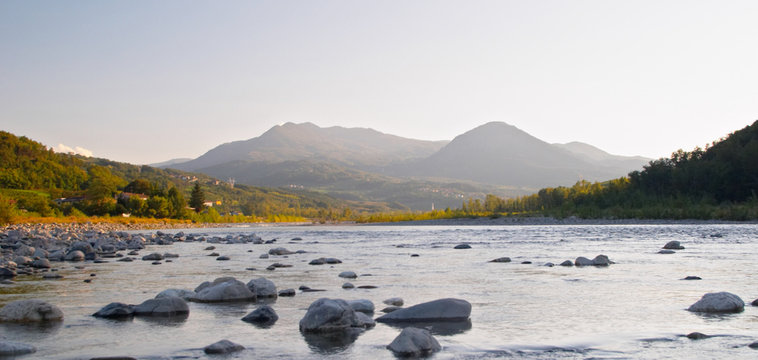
[2,224,758,359]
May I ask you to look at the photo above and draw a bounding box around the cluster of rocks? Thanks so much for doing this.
[487,254,613,267]
[0,224,283,279]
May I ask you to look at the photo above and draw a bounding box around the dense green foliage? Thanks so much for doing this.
[0,130,352,222]
[480,121,758,220]
[189,183,205,213]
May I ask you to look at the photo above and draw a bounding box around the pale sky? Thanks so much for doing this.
[2,1,757,165]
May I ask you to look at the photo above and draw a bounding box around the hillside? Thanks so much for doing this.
[0,130,351,220]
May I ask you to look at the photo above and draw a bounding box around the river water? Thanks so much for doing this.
[1,224,758,359]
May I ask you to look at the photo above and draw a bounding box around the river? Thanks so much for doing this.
[1,224,757,359]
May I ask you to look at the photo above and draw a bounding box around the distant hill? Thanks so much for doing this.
[393,122,647,188]
[173,122,448,171]
[148,158,192,168]
[553,142,650,173]
[162,122,649,210]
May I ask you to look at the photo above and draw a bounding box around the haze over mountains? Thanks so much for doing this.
[161,122,649,210]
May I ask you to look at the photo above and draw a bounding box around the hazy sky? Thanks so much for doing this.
[2,1,757,165]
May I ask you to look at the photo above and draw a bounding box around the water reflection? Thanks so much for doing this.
[0,320,63,335]
[301,328,363,355]
[381,320,472,336]
[135,313,189,327]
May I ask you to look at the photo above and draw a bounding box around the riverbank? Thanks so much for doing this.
[366,215,758,226]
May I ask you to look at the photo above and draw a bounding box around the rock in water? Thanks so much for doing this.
[338,271,357,279]
[686,332,710,340]
[247,277,278,298]
[92,302,134,318]
[574,257,594,266]
[299,298,374,332]
[376,298,471,323]
[0,299,64,322]
[133,296,189,317]
[193,277,255,302]
[687,292,744,313]
[347,299,375,314]
[156,288,196,301]
[203,339,244,354]
[663,241,685,250]
[387,327,441,357]
[241,305,278,326]
[454,244,471,249]
[0,341,37,356]
[489,257,511,263]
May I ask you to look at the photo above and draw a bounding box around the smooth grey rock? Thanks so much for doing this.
[309,258,326,265]
[338,271,357,279]
[216,256,230,261]
[13,256,32,266]
[489,257,511,263]
[299,298,372,332]
[687,292,744,313]
[279,288,296,297]
[0,299,64,322]
[574,257,594,266]
[268,247,294,255]
[92,302,134,318]
[663,241,685,250]
[133,296,189,317]
[259,254,269,259]
[749,341,758,349]
[686,332,710,340]
[141,253,163,261]
[203,339,244,354]
[156,289,196,301]
[383,297,404,306]
[682,276,702,281]
[355,311,375,328]
[454,244,471,249]
[241,305,278,326]
[247,277,277,298]
[752,298,758,306]
[592,255,611,266]
[382,306,401,313]
[0,341,37,356]
[387,327,441,357]
[193,277,255,302]
[376,298,471,323]
[65,250,85,261]
[0,267,16,277]
[347,299,375,314]
[31,258,51,269]
[342,282,355,289]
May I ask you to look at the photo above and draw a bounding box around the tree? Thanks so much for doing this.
[167,186,188,219]
[189,183,205,213]
[0,194,17,225]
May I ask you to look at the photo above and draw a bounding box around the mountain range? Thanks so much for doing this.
[160,122,650,210]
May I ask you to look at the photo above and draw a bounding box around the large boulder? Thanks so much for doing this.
[65,250,85,262]
[156,288,196,301]
[0,299,64,322]
[299,298,374,332]
[387,327,441,357]
[347,299,375,314]
[0,341,37,356]
[687,292,744,313]
[92,302,135,318]
[133,296,189,317]
[376,298,471,323]
[241,305,278,326]
[663,241,685,250]
[268,247,295,256]
[193,277,255,302]
[247,277,277,298]
[203,339,244,354]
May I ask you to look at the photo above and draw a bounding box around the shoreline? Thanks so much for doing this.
[4,216,756,234]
